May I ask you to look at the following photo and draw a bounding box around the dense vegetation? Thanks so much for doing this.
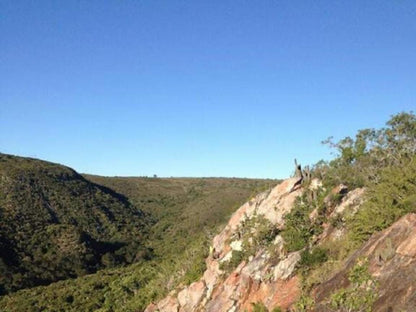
[317,112,416,243]
[0,154,151,294]
[84,175,276,264]
[0,156,276,311]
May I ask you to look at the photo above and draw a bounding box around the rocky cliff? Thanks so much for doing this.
[145,178,416,312]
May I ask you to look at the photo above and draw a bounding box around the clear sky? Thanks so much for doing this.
[1,1,415,178]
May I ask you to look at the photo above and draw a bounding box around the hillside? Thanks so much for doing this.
[83,175,277,260]
[0,154,151,294]
[0,155,277,310]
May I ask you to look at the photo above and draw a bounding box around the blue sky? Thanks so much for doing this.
[1,1,415,178]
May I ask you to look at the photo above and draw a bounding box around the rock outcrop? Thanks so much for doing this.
[146,178,416,312]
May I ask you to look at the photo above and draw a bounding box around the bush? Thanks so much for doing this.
[219,250,244,272]
[298,247,328,271]
[348,156,416,243]
[281,193,324,252]
[250,302,282,312]
[329,259,378,312]
[293,295,315,312]
[251,302,269,312]
[220,214,279,273]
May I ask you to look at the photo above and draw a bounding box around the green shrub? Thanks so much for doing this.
[348,156,416,243]
[281,193,324,252]
[329,259,378,312]
[293,294,315,312]
[248,302,283,312]
[241,214,279,256]
[298,247,328,271]
[220,214,279,273]
[219,250,244,272]
[251,302,269,312]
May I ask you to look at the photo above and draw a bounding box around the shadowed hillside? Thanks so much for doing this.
[0,154,151,294]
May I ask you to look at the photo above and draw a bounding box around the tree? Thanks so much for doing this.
[319,111,416,188]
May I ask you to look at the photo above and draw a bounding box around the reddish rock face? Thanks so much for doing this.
[146,178,305,312]
[314,213,416,312]
[241,276,301,311]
